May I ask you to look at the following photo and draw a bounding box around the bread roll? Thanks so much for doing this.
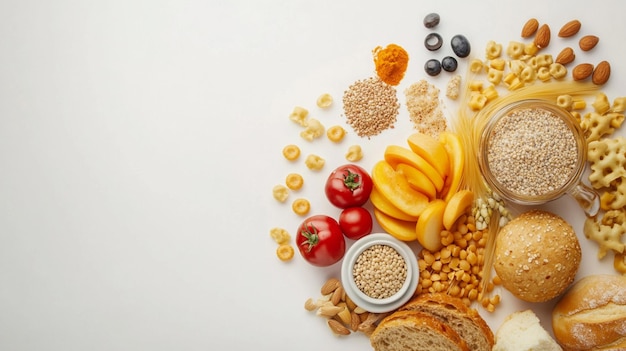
[493,309,562,351]
[552,274,626,351]
[370,310,469,351]
[494,210,581,302]
[400,293,494,351]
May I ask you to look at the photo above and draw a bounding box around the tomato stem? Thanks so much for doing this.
[299,223,319,252]
[343,170,361,191]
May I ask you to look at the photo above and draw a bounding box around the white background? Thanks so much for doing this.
[0,0,623,350]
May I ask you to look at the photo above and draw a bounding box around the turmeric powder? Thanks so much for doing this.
[373,44,409,86]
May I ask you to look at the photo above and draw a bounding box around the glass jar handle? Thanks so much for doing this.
[568,182,600,217]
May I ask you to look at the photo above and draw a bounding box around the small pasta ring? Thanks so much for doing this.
[424,33,443,51]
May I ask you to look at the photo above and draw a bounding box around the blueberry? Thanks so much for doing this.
[451,34,471,58]
[441,56,458,72]
[423,13,440,29]
[424,59,442,76]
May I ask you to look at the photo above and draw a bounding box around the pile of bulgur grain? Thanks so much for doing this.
[342,76,400,138]
[405,79,447,138]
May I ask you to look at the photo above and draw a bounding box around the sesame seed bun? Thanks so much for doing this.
[493,210,581,302]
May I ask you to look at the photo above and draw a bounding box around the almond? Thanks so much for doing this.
[572,63,594,81]
[592,61,611,85]
[327,319,351,336]
[558,20,582,37]
[579,35,599,51]
[320,277,341,295]
[533,24,551,49]
[521,18,539,38]
[555,47,576,65]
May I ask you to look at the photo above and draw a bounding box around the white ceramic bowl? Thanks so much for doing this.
[340,233,419,313]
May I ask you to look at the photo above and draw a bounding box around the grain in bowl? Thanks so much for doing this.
[341,233,419,313]
[478,99,599,215]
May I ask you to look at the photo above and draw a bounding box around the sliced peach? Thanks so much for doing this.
[370,186,419,222]
[443,190,474,230]
[407,132,450,180]
[439,132,465,202]
[373,208,418,242]
[384,145,444,192]
[371,160,429,218]
[396,163,437,200]
[415,199,446,252]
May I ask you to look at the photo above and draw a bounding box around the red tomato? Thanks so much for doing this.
[324,164,373,209]
[339,207,373,240]
[296,215,346,267]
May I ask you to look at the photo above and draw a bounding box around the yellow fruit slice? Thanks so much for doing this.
[396,163,437,200]
[407,132,451,180]
[373,208,418,241]
[415,199,446,252]
[443,190,474,230]
[370,186,419,222]
[439,132,465,202]
[371,160,429,218]
[384,145,444,192]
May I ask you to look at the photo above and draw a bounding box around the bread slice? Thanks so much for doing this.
[370,310,469,351]
[493,310,562,351]
[399,293,494,351]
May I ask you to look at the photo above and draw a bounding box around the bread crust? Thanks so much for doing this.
[371,310,469,351]
[552,274,626,351]
[400,293,494,350]
[494,210,581,302]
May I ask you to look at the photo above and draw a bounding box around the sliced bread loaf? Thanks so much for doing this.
[370,310,470,351]
[399,293,494,351]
